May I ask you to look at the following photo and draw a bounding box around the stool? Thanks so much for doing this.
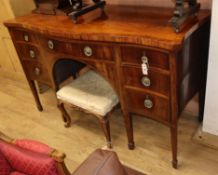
[56,70,119,148]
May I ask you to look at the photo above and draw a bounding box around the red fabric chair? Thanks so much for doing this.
[0,133,70,175]
[0,132,145,175]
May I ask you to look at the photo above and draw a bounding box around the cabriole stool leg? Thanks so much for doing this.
[57,102,71,127]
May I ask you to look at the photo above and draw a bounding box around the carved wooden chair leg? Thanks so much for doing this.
[57,102,71,128]
[98,115,112,148]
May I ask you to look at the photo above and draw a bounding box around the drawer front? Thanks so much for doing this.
[23,61,49,83]
[16,43,40,61]
[125,88,170,122]
[121,46,169,70]
[11,29,36,43]
[40,38,115,61]
[122,66,170,96]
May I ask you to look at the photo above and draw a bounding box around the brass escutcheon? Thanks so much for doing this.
[84,46,93,57]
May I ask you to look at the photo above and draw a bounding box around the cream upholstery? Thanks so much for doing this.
[57,70,119,116]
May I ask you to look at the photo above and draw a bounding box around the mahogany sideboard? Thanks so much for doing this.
[4,5,210,168]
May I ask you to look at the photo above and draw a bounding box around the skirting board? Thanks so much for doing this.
[193,125,218,150]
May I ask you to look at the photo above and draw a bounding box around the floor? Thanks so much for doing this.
[0,74,218,175]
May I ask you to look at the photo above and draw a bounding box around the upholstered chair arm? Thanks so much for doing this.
[50,149,66,162]
[50,149,71,175]
[0,140,60,175]
[14,139,67,162]
[0,134,67,162]
[13,139,54,155]
[14,139,71,175]
[0,133,71,175]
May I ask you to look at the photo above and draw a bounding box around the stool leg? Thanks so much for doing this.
[57,102,71,128]
[98,116,112,148]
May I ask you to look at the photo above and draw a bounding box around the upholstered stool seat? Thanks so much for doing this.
[57,70,118,116]
[56,70,119,148]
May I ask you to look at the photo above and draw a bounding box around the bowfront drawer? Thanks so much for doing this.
[16,43,40,61]
[11,29,36,43]
[40,38,115,61]
[23,61,49,83]
[125,88,170,122]
[121,46,169,70]
[122,66,170,96]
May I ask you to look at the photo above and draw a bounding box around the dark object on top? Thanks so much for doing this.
[33,0,106,23]
[170,0,200,33]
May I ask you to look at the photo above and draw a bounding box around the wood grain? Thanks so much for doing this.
[4,5,210,51]
[0,0,35,74]
[105,0,211,9]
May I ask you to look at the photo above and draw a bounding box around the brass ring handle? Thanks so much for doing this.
[144,98,153,109]
[29,50,36,58]
[141,76,151,87]
[24,34,29,42]
[84,46,93,57]
[48,40,54,50]
[34,67,41,76]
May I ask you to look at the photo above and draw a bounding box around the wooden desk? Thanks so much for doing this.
[4,5,210,168]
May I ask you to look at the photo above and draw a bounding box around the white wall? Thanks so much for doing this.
[104,0,211,9]
[203,0,218,136]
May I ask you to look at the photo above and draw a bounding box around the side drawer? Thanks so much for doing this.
[121,46,169,70]
[23,61,49,83]
[122,66,170,96]
[124,88,170,122]
[11,29,36,43]
[16,43,40,61]
[39,37,115,61]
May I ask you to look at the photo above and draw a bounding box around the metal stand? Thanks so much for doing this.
[170,0,200,33]
[69,0,106,23]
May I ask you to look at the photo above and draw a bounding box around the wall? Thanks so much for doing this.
[106,0,211,9]
[203,0,218,136]
[0,0,35,79]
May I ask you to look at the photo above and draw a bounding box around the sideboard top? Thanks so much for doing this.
[4,5,210,51]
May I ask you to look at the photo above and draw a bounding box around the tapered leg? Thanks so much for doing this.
[57,102,71,127]
[170,126,178,169]
[123,111,135,150]
[27,80,43,111]
[198,88,206,122]
[99,116,112,148]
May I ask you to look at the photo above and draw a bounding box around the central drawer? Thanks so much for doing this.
[39,37,115,61]
[124,88,170,122]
